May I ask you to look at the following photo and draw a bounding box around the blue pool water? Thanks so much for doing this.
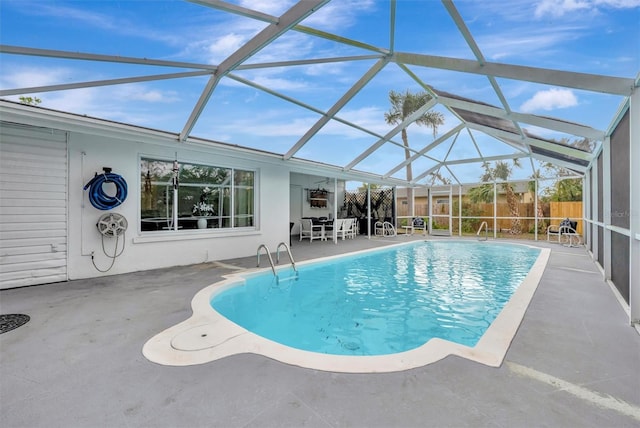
[211,241,540,356]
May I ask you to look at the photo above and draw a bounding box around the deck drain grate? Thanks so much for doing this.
[0,314,30,334]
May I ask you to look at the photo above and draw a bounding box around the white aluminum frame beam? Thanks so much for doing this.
[383,123,465,178]
[190,0,388,55]
[436,95,605,141]
[467,123,593,161]
[188,0,279,23]
[393,52,635,96]
[529,153,587,174]
[236,54,383,70]
[441,0,529,144]
[284,57,389,159]
[227,72,436,165]
[180,0,330,141]
[346,97,439,171]
[440,153,529,166]
[0,70,211,96]
[389,1,397,53]
[0,44,217,70]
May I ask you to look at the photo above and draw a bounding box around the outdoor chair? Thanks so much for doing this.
[331,219,347,240]
[405,217,427,236]
[547,224,562,243]
[343,218,357,239]
[299,218,323,242]
[547,219,581,247]
[559,220,581,247]
[375,221,397,237]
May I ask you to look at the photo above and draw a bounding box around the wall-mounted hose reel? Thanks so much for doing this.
[96,212,128,237]
[83,167,128,272]
[83,167,128,210]
[92,212,127,273]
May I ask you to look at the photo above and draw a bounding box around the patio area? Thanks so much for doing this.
[1,235,639,427]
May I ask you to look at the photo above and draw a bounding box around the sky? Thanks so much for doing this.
[1,0,639,185]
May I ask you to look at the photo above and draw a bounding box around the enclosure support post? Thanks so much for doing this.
[534,178,538,241]
[629,87,640,327]
[591,155,599,263]
[603,135,612,280]
[493,182,497,239]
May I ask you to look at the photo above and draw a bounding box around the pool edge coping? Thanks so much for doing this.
[142,241,551,373]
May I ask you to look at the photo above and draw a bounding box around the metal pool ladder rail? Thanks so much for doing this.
[256,244,276,276]
[477,221,488,241]
[276,242,297,272]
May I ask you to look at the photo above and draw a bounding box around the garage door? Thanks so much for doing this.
[0,122,68,288]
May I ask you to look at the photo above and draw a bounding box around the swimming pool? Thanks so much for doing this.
[144,240,550,372]
[212,241,539,355]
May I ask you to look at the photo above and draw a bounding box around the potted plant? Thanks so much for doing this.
[192,187,215,228]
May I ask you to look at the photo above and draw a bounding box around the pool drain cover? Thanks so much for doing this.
[0,314,30,334]
[341,341,360,351]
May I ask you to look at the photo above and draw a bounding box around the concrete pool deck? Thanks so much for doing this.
[1,235,639,427]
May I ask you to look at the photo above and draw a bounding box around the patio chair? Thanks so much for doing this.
[299,218,323,242]
[331,219,347,240]
[559,220,581,247]
[547,219,581,246]
[375,221,396,237]
[409,217,427,236]
[547,224,562,243]
[343,218,357,239]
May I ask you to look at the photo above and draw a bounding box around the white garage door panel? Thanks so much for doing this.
[1,236,67,249]
[1,244,67,257]
[0,198,66,208]
[0,206,66,216]
[0,215,66,225]
[0,267,67,288]
[0,122,68,289]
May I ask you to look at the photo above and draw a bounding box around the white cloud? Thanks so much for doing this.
[302,0,376,30]
[534,0,640,18]
[304,62,347,77]
[520,88,578,112]
[478,26,584,61]
[111,87,180,103]
[238,0,294,16]
[535,0,591,17]
[250,75,309,92]
[206,33,248,60]
[0,66,69,89]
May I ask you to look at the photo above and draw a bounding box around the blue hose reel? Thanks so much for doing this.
[83,168,128,210]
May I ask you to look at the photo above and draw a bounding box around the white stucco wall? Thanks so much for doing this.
[1,102,370,285]
[66,131,290,280]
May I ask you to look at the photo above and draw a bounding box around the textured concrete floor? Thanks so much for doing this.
[1,235,639,427]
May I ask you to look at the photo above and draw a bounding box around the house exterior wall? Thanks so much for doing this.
[1,111,292,284]
[66,130,289,280]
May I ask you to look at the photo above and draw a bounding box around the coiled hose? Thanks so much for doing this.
[83,172,128,210]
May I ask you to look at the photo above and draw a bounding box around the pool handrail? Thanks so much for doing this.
[256,244,276,276]
[276,242,297,272]
[477,221,488,241]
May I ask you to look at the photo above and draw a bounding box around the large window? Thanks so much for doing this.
[140,158,255,231]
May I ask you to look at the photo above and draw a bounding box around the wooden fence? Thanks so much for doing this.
[397,200,583,234]
[549,201,583,234]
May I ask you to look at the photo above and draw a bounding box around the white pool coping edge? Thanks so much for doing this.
[143,242,551,373]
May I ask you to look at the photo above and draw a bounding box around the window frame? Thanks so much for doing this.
[139,155,257,234]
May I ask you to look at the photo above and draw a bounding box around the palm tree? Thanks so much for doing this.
[384,90,444,215]
[469,160,522,234]
[528,169,546,233]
